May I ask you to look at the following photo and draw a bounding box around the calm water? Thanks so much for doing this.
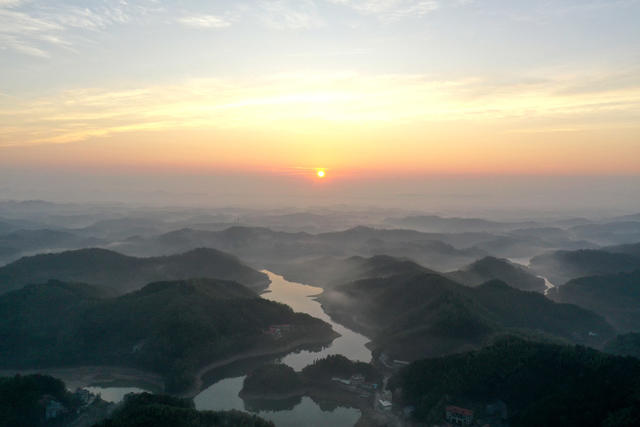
[193,271,371,427]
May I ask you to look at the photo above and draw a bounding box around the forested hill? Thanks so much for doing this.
[275,254,431,288]
[549,270,640,332]
[0,247,270,295]
[447,256,546,293]
[530,248,640,285]
[0,278,335,392]
[319,272,614,360]
[392,337,640,426]
[95,393,275,427]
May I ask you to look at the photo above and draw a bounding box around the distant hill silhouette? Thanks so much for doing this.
[530,248,640,285]
[569,221,640,245]
[447,256,546,292]
[383,215,537,233]
[275,254,431,288]
[0,247,270,295]
[115,225,488,271]
[0,229,104,264]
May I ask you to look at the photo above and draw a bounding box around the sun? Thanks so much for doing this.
[316,170,326,178]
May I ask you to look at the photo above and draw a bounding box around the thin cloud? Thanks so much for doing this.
[258,0,324,30]
[0,0,152,57]
[328,0,440,21]
[2,69,639,146]
[178,14,232,29]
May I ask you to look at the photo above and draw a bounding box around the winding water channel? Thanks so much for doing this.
[193,271,372,426]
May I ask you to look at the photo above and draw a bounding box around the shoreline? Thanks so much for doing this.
[0,366,165,392]
[182,333,339,397]
[0,334,338,399]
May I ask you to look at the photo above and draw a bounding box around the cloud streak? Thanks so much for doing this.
[0,0,158,57]
[328,0,440,20]
[178,14,232,29]
[1,69,638,147]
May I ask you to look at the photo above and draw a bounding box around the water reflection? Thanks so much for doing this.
[261,271,371,370]
[194,271,371,427]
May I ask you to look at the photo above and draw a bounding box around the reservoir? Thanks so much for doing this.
[193,271,372,427]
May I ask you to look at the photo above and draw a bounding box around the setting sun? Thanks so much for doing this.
[316,170,326,178]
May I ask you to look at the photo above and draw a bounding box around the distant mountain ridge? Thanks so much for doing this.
[0,247,270,295]
[275,254,432,288]
[114,225,488,271]
[0,228,104,265]
[384,215,538,233]
[530,246,640,285]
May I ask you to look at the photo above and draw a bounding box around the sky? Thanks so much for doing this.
[1,0,639,208]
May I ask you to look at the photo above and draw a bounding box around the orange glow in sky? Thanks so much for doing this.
[1,2,639,178]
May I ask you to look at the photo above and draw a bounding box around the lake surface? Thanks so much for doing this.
[193,270,371,427]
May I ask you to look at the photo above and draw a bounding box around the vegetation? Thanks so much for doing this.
[0,247,270,295]
[530,248,640,285]
[301,354,379,383]
[0,374,81,427]
[392,337,640,427]
[0,278,335,392]
[447,256,546,292]
[319,273,614,360]
[95,393,275,427]
[277,254,430,289]
[240,356,381,401]
[549,270,640,331]
[242,364,302,397]
[604,333,640,359]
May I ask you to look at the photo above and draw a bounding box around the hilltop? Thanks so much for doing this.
[549,270,640,332]
[0,278,335,392]
[530,248,640,285]
[0,247,270,295]
[447,256,546,292]
[319,272,614,360]
[275,254,431,288]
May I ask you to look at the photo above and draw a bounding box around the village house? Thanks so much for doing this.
[445,405,474,425]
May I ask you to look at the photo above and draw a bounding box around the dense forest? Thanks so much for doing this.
[0,374,83,427]
[604,333,640,359]
[95,393,275,427]
[242,364,303,397]
[392,337,640,426]
[447,256,546,292]
[0,279,335,392]
[550,270,640,331]
[319,272,614,360]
